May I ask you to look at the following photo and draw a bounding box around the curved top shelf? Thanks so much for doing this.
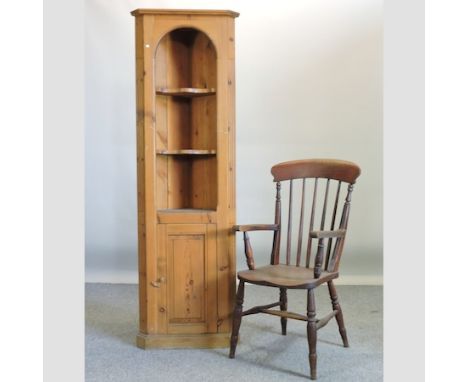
[156,87,216,97]
[156,149,216,156]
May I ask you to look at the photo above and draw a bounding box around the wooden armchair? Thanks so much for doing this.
[229,159,361,380]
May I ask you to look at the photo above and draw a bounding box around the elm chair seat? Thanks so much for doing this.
[238,265,339,289]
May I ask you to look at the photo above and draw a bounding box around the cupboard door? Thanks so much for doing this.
[165,224,217,334]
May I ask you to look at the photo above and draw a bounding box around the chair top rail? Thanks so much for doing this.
[271,159,361,183]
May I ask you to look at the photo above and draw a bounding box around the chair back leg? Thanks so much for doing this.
[279,288,287,335]
[229,281,245,358]
[307,289,317,380]
[327,280,349,347]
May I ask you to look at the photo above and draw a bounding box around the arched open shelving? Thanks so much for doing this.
[154,27,218,210]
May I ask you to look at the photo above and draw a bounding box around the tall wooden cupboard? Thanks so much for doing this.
[131,9,239,348]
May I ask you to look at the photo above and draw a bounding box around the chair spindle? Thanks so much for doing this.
[320,179,330,230]
[271,182,282,265]
[314,239,325,278]
[313,179,330,277]
[286,180,293,265]
[306,178,318,268]
[296,178,306,266]
[243,232,255,270]
[325,181,341,269]
[328,184,354,272]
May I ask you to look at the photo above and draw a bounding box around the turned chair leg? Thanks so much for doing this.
[280,288,287,335]
[327,280,349,347]
[229,281,245,358]
[307,289,317,380]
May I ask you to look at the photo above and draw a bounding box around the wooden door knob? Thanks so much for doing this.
[150,277,166,288]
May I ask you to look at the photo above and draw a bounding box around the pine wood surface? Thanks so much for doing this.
[156,87,216,97]
[131,9,239,17]
[156,149,216,155]
[133,9,237,347]
[136,332,231,349]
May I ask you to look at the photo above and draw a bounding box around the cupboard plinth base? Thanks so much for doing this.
[136,332,231,349]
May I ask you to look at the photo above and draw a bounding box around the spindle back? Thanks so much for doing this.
[269,159,360,277]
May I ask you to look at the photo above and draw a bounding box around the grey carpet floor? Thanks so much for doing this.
[86,284,382,382]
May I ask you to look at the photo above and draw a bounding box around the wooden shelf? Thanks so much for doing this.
[156,149,216,156]
[158,208,216,213]
[156,87,216,97]
[157,208,217,224]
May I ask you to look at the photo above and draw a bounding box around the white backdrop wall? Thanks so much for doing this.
[85,0,382,284]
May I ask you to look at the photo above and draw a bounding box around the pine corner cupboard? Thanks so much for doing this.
[131,9,239,349]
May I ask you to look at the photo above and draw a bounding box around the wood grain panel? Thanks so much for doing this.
[165,224,217,335]
[155,34,168,210]
[136,13,158,334]
[157,209,216,224]
[168,234,205,323]
[191,31,218,209]
[167,156,191,208]
[136,332,231,349]
[216,17,237,333]
[155,224,168,333]
[206,224,218,333]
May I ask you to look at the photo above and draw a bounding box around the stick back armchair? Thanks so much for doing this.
[229,159,361,380]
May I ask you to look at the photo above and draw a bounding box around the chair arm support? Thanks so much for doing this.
[233,224,279,232]
[233,224,280,270]
[232,225,278,270]
[309,229,346,239]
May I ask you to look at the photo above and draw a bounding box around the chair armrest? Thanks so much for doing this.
[234,224,279,232]
[309,229,346,239]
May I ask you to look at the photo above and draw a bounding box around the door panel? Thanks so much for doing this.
[169,234,205,322]
[165,224,217,334]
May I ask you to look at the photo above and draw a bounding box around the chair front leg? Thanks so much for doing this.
[307,289,317,380]
[229,281,245,358]
[280,288,287,335]
[327,280,349,347]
